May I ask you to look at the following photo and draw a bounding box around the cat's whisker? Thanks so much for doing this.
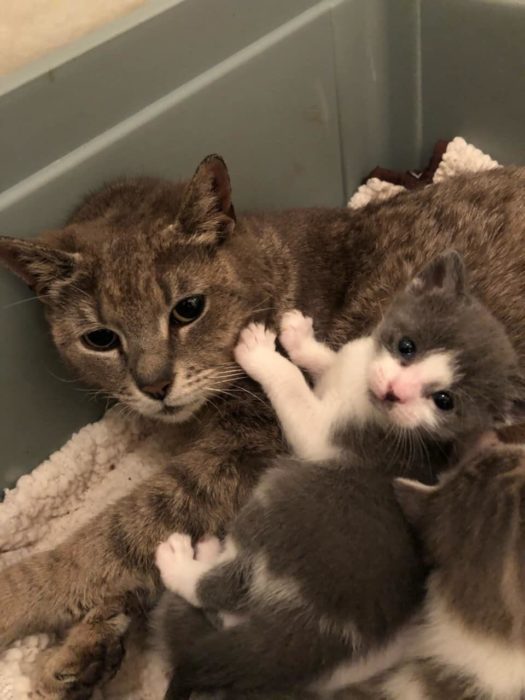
[245,297,276,315]
[45,368,80,384]
[227,385,269,408]
[67,283,93,302]
[211,369,245,379]
[208,374,245,384]
[206,386,239,399]
[205,396,227,420]
[1,294,49,310]
[208,376,246,387]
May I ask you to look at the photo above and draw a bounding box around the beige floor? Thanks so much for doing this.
[0,0,148,76]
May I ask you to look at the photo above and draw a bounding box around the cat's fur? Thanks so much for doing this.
[1,157,525,697]
[156,253,525,698]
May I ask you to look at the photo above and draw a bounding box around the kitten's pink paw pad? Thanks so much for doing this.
[195,536,222,563]
[280,310,314,355]
[234,323,277,371]
[155,533,194,578]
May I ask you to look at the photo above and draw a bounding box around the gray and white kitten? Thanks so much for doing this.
[181,439,525,700]
[155,252,525,698]
[326,436,525,700]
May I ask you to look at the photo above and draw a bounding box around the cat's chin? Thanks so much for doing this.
[154,398,207,424]
[120,395,207,424]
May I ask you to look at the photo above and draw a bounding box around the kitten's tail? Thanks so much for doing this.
[165,618,344,698]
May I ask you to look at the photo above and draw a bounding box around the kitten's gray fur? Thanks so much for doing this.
[159,254,524,698]
[1,157,525,697]
[321,440,525,700]
[201,443,525,700]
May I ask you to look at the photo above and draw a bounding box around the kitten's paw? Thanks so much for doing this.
[280,310,314,359]
[156,533,195,580]
[234,323,277,377]
[156,534,204,602]
[195,536,222,564]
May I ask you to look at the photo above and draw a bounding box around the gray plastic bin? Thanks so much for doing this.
[1,0,524,485]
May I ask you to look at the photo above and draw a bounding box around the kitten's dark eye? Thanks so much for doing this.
[171,295,206,325]
[398,337,416,358]
[81,329,120,351]
[432,391,454,411]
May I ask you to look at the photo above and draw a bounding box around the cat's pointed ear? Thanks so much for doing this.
[175,154,236,246]
[407,250,466,298]
[393,477,438,529]
[0,235,79,296]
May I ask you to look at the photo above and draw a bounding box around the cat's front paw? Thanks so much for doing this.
[234,323,277,379]
[33,609,130,700]
[280,310,314,360]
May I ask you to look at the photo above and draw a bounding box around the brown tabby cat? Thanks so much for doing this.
[1,155,525,699]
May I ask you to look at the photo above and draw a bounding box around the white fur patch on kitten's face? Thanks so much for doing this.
[368,347,455,430]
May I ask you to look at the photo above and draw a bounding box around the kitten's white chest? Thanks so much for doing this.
[416,590,525,699]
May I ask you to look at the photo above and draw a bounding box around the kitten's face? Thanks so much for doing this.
[0,156,262,423]
[367,251,522,437]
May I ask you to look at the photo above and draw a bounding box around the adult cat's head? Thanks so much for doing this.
[0,155,267,422]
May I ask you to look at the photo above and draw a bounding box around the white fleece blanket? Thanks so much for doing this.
[0,137,501,699]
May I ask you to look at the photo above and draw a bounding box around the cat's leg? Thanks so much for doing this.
[0,433,264,700]
[33,602,131,700]
[280,310,337,379]
[235,324,335,459]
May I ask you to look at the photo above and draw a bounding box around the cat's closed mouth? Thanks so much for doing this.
[162,405,185,415]
[158,397,206,422]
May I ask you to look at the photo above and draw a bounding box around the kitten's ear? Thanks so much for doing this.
[0,235,79,296]
[500,373,525,426]
[175,154,236,246]
[393,477,438,529]
[407,250,466,298]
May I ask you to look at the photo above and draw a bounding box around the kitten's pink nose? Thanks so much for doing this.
[388,376,421,403]
[383,386,401,403]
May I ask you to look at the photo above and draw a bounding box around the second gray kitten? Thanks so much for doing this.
[156,252,525,698]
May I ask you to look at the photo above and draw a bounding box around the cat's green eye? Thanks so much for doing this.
[171,295,206,325]
[81,328,120,351]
